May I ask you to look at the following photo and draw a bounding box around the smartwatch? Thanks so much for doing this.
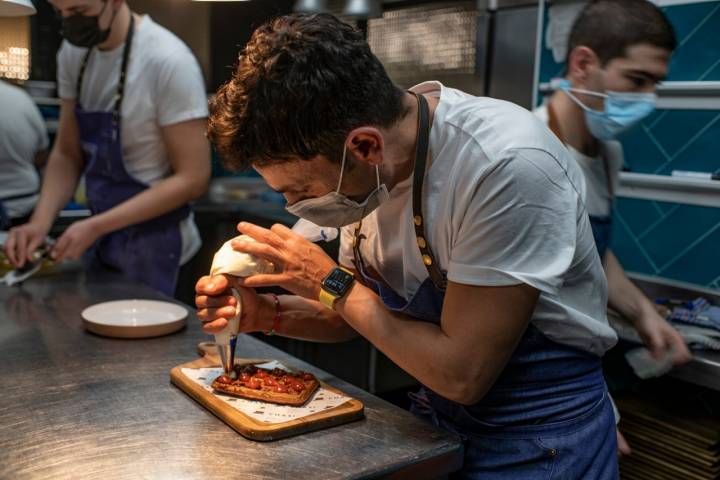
[319,267,355,309]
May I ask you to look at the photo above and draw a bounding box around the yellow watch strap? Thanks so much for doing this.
[318,288,337,310]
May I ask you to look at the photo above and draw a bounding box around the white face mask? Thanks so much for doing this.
[285,146,389,227]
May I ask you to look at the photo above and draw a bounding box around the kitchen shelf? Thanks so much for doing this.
[538,81,720,110]
[617,172,720,208]
[651,0,719,6]
[547,0,719,7]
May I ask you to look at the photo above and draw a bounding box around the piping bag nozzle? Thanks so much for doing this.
[214,288,242,376]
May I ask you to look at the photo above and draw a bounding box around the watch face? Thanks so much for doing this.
[323,268,354,296]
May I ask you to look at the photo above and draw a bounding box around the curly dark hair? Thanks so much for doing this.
[208,13,408,171]
[568,0,676,65]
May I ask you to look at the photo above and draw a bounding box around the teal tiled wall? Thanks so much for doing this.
[537,1,720,289]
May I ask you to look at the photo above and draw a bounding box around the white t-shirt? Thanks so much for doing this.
[0,81,48,219]
[57,15,208,264]
[338,82,617,356]
[534,104,624,218]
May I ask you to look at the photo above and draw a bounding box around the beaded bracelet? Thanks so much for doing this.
[264,293,281,336]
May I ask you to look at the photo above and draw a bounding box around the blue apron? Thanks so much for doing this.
[590,213,612,261]
[351,94,619,479]
[74,16,189,296]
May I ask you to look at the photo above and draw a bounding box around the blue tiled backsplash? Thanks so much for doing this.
[538,1,720,289]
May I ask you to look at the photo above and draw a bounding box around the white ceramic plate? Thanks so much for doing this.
[81,299,188,339]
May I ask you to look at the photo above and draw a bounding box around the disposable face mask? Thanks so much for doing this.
[61,1,113,48]
[285,147,389,227]
[555,78,657,140]
[290,218,339,243]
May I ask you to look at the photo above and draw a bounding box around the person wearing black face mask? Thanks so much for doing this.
[5,0,211,297]
[60,0,116,48]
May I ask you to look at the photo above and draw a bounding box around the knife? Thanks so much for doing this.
[2,247,51,286]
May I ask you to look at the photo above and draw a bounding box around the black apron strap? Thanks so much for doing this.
[411,93,447,291]
[76,13,135,121]
[353,92,447,292]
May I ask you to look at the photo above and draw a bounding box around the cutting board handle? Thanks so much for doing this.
[197,341,220,360]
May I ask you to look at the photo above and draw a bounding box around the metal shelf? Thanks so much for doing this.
[654,81,720,110]
[538,81,720,110]
[547,0,720,6]
[651,0,719,6]
[617,172,720,208]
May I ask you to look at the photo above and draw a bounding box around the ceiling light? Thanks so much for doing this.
[293,0,327,13]
[343,0,381,19]
[0,0,36,16]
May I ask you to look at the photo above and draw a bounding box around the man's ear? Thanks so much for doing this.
[346,127,385,166]
[567,46,601,85]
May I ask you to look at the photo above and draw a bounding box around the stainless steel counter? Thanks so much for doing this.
[0,267,463,479]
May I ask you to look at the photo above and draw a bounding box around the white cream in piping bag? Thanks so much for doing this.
[209,235,274,348]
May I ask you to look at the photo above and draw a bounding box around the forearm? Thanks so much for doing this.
[259,294,360,343]
[605,250,655,321]
[31,150,83,229]
[89,173,206,236]
[335,283,494,404]
[257,284,478,401]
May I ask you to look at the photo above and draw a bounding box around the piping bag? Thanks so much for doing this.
[209,235,274,377]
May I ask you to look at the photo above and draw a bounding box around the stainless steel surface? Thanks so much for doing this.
[477,0,539,11]
[616,172,720,208]
[487,5,539,109]
[0,268,463,479]
[628,272,720,392]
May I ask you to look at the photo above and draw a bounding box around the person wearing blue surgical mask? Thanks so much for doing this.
[534,0,692,456]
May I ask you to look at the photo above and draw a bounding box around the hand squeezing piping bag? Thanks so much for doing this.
[209,235,274,376]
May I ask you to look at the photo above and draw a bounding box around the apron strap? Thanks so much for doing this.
[352,93,447,292]
[547,100,613,214]
[76,13,135,122]
[411,93,447,291]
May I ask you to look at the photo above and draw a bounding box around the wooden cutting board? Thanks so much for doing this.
[170,342,365,441]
